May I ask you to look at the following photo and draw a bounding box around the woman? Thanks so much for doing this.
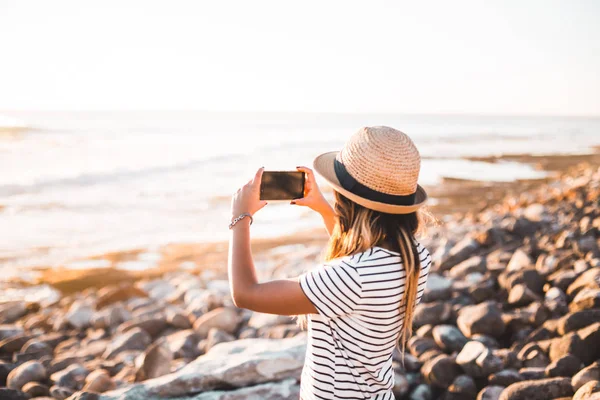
[228,126,432,400]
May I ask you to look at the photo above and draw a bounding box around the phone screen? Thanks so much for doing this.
[260,171,305,201]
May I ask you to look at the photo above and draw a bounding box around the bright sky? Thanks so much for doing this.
[0,0,599,115]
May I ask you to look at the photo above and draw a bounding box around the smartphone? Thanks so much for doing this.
[260,171,305,201]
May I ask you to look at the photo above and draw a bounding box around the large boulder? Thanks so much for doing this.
[183,378,299,400]
[99,334,307,399]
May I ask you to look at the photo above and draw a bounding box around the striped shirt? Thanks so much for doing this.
[298,243,431,400]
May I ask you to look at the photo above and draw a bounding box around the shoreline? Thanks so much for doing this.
[2,148,600,294]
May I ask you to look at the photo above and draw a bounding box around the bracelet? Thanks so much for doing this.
[229,212,253,229]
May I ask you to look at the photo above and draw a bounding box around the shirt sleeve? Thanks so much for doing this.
[299,260,363,319]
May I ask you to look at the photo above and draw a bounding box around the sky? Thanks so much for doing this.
[0,0,599,115]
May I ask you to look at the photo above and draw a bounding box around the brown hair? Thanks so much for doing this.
[301,191,429,354]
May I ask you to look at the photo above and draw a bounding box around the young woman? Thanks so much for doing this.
[228,126,432,400]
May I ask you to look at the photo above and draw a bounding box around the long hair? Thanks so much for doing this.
[301,191,428,354]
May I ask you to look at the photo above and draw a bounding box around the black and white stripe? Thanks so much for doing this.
[299,243,431,400]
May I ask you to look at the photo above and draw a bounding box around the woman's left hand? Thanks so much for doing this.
[231,167,268,218]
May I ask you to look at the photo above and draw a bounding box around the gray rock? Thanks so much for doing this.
[50,385,75,400]
[392,372,410,398]
[447,374,477,398]
[422,274,453,302]
[165,329,201,359]
[572,362,600,392]
[186,378,299,400]
[205,328,235,352]
[247,313,293,329]
[572,380,600,400]
[507,249,533,272]
[83,369,115,393]
[413,302,452,327]
[489,369,522,387]
[518,367,546,380]
[65,301,95,330]
[22,381,50,397]
[0,388,31,400]
[0,325,24,341]
[103,328,151,359]
[0,302,28,324]
[558,310,600,334]
[408,336,439,358]
[135,340,173,382]
[449,256,486,278]
[545,354,583,377]
[409,383,434,400]
[193,307,241,338]
[99,335,307,399]
[7,360,47,390]
[498,377,573,400]
[0,361,16,386]
[421,354,462,388]
[432,325,467,353]
[118,317,168,339]
[437,238,480,271]
[50,364,89,390]
[456,341,503,378]
[477,385,504,400]
[570,288,600,312]
[457,302,506,338]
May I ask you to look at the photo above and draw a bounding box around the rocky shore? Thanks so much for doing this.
[1,162,600,400]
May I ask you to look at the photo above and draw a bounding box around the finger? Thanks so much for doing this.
[258,200,268,210]
[252,167,265,186]
[296,166,316,183]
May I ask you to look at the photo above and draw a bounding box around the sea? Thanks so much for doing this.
[1,111,599,273]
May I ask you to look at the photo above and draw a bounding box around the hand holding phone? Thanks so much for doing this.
[259,171,306,201]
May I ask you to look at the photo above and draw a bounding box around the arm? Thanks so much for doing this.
[228,168,318,315]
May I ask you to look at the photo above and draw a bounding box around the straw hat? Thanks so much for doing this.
[313,126,427,214]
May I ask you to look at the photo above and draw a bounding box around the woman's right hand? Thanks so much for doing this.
[292,166,332,215]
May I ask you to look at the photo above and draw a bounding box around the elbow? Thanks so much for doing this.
[231,289,251,309]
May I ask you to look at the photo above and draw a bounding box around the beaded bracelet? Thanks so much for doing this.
[229,212,253,229]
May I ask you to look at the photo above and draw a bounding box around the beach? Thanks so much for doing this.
[1,113,600,399]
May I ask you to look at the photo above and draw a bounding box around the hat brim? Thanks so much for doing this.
[313,151,428,214]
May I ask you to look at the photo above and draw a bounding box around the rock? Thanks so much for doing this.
[413,302,452,327]
[408,336,439,358]
[7,360,47,390]
[22,381,50,397]
[567,268,600,297]
[83,369,115,393]
[96,285,148,309]
[0,388,31,400]
[447,374,477,398]
[50,364,89,390]
[186,378,299,400]
[457,302,506,338]
[165,308,192,329]
[518,367,546,380]
[570,288,600,312]
[247,313,294,329]
[477,385,504,400]
[545,354,582,377]
[193,307,241,337]
[0,302,29,324]
[91,305,131,330]
[1,361,16,386]
[134,340,173,382]
[409,383,435,400]
[68,391,101,400]
[50,385,74,400]
[576,322,600,364]
[523,204,546,222]
[205,328,235,351]
[507,249,534,272]
[572,362,600,392]
[392,372,410,398]
[98,335,306,398]
[165,329,201,359]
[0,335,34,355]
[498,377,573,400]
[438,238,480,271]
[432,325,467,353]
[118,317,168,339]
[421,354,462,388]
[65,301,95,329]
[449,256,486,278]
[0,325,24,341]
[103,328,151,359]
[456,341,503,378]
[421,274,453,302]
[489,369,522,387]
[516,343,549,368]
[508,284,541,306]
[573,380,600,400]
